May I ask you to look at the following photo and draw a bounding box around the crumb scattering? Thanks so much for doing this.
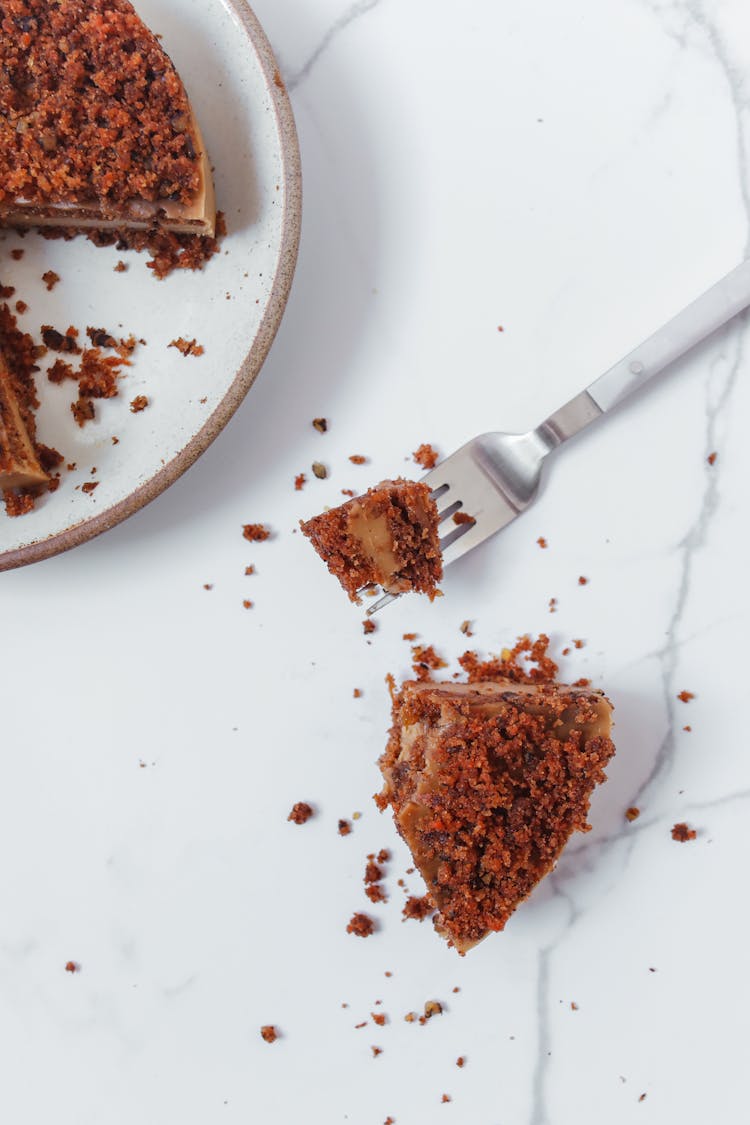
[169,337,204,357]
[347,912,375,938]
[242,523,270,542]
[413,443,438,470]
[288,802,314,825]
[671,822,696,842]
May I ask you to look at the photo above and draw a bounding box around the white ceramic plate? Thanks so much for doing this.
[0,0,301,571]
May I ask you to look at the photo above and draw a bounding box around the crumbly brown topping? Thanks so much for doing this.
[402,894,435,922]
[0,0,201,210]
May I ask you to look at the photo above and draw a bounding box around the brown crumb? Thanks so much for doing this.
[347,912,375,938]
[402,895,434,922]
[459,620,474,637]
[677,690,695,703]
[273,68,285,90]
[363,619,376,635]
[384,1118,395,1124]
[130,395,148,413]
[562,647,571,656]
[404,1012,417,1023]
[81,481,99,494]
[86,327,118,349]
[626,807,640,822]
[366,884,387,904]
[452,987,460,993]
[242,524,270,542]
[371,1046,382,1058]
[203,584,213,591]
[413,443,438,470]
[260,1026,278,1044]
[42,270,60,291]
[312,417,328,433]
[288,802,314,825]
[169,337,204,357]
[71,395,95,426]
[353,688,362,699]
[47,358,76,384]
[338,819,352,836]
[683,725,692,732]
[411,644,447,681]
[441,1094,451,1104]
[41,325,80,353]
[570,1001,579,1010]
[548,597,558,612]
[456,1057,465,1068]
[707,452,717,465]
[10,248,24,261]
[578,576,589,586]
[671,822,696,842]
[64,961,78,974]
[349,455,367,465]
[114,261,128,273]
[294,473,306,491]
[341,488,355,497]
[242,600,253,610]
[245,565,255,576]
[423,1001,443,1020]
[537,536,548,548]
[15,300,28,314]
[453,511,475,525]
[371,1012,387,1027]
[354,1021,367,1029]
[639,1094,647,1103]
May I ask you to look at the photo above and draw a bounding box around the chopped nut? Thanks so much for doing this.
[312,462,327,479]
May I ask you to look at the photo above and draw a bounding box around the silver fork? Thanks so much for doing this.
[367,258,750,615]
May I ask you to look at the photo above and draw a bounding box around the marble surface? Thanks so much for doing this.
[2,0,749,1122]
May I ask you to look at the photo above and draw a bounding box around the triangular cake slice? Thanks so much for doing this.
[0,0,215,237]
[376,675,615,952]
[0,309,47,491]
[301,479,443,602]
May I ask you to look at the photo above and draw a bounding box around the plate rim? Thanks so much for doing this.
[0,0,302,574]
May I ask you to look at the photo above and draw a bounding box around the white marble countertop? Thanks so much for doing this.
[2,1,749,1122]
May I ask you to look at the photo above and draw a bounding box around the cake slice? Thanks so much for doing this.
[0,308,48,492]
[0,0,215,239]
[376,672,615,952]
[301,479,442,602]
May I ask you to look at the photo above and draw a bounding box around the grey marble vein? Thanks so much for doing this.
[286,0,382,92]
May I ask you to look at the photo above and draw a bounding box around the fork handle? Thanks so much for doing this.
[537,258,750,446]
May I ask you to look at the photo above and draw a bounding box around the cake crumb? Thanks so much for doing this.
[242,524,270,542]
[130,395,148,413]
[169,337,204,357]
[677,690,695,703]
[456,1057,465,1068]
[548,597,558,613]
[671,822,696,842]
[245,565,255,576]
[203,584,213,591]
[625,807,640,822]
[114,260,128,273]
[441,1094,451,1104]
[683,725,692,732]
[260,1026,278,1044]
[639,1093,647,1103]
[371,1046,383,1058]
[460,620,473,637]
[64,961,78,973]
[242,600,253,610]
[71,398,95,426]
[570,1001,579,1010]
[294,473,306,491]
[453,511,475,525]
[349,454,367,465]
[341,488,355,497]
[363,619,376,635]
[10,248,24,261]
[42,270,60,291]
[423,1000,443,1020]
[371,1012,387,1027]
[402,895,434,922]
[81,481,99,494]
[15,299,28,314]
[347,912,375,938]
[288,802,314,825]
[338,819,352,836]
[312,417,328,433]
[578,576,589,586]
[353,689,362,699]
[413,443,438,470]
[707,452,717,465]
[537,536,548,548]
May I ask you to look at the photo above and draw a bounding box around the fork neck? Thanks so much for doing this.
[533,389,603,453]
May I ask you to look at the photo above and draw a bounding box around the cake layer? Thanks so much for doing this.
[0,349,48,490]
[378,677,615,953]
[301,479,442,602]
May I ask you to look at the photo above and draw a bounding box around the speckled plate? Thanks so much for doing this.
[0,0,301,571]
